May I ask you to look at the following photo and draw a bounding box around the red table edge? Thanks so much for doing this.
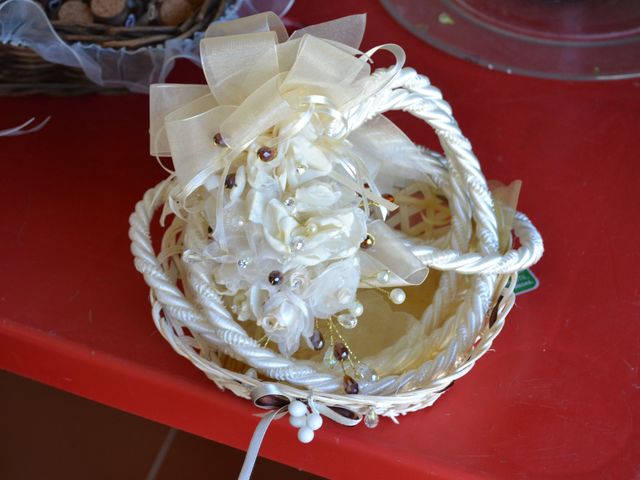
[0,317,489,480]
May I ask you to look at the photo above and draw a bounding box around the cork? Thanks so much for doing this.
[159,0,192,26]
[90,0,127,23]
[58,1,94,25]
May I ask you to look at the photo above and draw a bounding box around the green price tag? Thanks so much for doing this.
[514,269,540,295]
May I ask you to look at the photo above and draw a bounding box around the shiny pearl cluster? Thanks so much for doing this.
[288,400,323,443]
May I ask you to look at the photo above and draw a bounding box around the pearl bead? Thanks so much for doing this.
[364,409,379,428]
[323,348,338,367]
[337,313,358,329]
[343,375,359,394]
[289,415,306,428]
[224,173,236,189]
[360,233,375,249]
[288,400,307,418]
[297,426,314,444]
[309,329,324,351]
[333,343,349,361]
[389,288,406,304]
[305,223,318,235]
[268,270,283,286]
[351,301,364,317]
[257,146,275,162]
[213,132,226,146]
[355,363,378,382]
[306,413,323,431]
[376,270,391,284]
[245,368,258,379]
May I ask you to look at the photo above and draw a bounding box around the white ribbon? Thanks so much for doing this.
[0,117,50,137]
[239,384,361,480]
[238,407,286,480]
[149,13,404,202]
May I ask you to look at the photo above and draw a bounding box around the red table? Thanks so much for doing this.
[1,1,639,478]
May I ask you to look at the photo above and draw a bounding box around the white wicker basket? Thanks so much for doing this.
[128,12,543,470]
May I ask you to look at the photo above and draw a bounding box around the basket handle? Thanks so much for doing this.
[345,67,543,274]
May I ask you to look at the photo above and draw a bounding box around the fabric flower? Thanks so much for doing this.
[306,257,360,318]
[150,12,430,355]
[262,198,367,268]
[256,292,313,356]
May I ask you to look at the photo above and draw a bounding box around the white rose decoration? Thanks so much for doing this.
[276,134,333,189]
[306,257,361,318]
[294,182,342,212]
[257,292,313,356]
[262,198,367,268]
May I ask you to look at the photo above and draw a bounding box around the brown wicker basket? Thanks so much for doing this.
[0,0,234,95]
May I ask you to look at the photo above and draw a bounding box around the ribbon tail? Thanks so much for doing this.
[360,220,429,287]
[0,116,50,137]
[238,407,286,480]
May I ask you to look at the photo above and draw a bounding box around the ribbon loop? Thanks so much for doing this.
[251,383,292,409]
[149,12,408,205]
[241,384,362,480]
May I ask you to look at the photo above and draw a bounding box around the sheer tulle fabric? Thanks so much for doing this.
[0,0,295,92]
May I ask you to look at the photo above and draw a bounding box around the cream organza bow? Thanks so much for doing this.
[148,12,429,355]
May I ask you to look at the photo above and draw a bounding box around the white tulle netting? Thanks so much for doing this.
[0,0,295,92]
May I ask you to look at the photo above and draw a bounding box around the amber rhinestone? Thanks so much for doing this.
[213,132,226,147]
[257,146,275,162]
[382,193,395,203]
[268,270,283,286]
[360,234,375,250]
[333,342,349,361]
[224,173,237,189]
[310,329,325,351]
[343,375,359,394]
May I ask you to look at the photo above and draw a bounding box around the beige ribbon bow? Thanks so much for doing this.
[148,12,428,288]
[149,13,374,187]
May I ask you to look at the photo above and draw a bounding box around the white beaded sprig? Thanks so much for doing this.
[287,400,323,443]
